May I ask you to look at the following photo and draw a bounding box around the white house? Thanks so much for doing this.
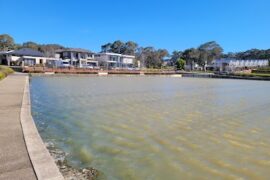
[210,59,269,72]
[0,48,60,67]
[94,52,135,69]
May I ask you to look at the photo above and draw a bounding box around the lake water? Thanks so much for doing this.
[30,76,270,179]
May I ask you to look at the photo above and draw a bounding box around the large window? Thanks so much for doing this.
[24,58,36,66]
[109,56,118,62]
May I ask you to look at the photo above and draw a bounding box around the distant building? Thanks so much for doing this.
[0,48,59,67]
[163,58,173,66]
[210,59,269,72]
[94,52,135,69]
[185,62,203,71]
[55,48,98,68]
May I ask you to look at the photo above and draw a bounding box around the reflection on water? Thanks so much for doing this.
[30,76,270,179]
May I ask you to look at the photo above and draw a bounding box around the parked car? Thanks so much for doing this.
[81,64,94,69]
[60,61,70,68]
[86,65,94,69]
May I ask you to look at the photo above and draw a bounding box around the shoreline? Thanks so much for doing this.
[20,75,64,179]
[45,142,99,180]
[20,72,270,179]
[25,73,270,179]
[23,75,100,179]
[28,72,270,81]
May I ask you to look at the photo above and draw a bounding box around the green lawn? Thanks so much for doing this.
[234,72,270,78]
[0,66,14,80]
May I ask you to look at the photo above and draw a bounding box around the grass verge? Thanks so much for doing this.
[0,66,14,80]
[233,72,270,78]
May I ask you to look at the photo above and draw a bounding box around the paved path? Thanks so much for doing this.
[0,74,37,180]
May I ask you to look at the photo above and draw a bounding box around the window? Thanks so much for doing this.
[24,58,35,66]
[63,52,69,57]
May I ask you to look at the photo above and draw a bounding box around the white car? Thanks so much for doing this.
[61,61,70,68]
[81,65,94,69]
[86,65,94,69]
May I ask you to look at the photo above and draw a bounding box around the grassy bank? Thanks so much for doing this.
[252,67,270,74]
[0,66,14,80]
[233,72,270,78]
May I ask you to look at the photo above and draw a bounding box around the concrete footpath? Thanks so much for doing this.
[0,74,63,180]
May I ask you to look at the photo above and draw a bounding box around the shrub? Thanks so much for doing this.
[0,72,5,79]
[0,66,14,80]
[175,58,186,70]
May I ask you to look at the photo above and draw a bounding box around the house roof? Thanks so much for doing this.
[0,50,14,55]
[8,48,44,57]
[55,48,93,54]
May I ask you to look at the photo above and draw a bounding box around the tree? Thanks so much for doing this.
[139,47,155,68]
[101,40,138,55]
[198,41,223,69]
[233,48,270,60]
[222,52,236,59]
[22,41,39,51]
[170,51,183,66]
[39,44,64,57]
[110,40,125,54]
[182,48,200,70]
[0,34,14,51]
[101,43,112,52]
[13,44,22,50]
[136,47,168,68]
[123,41,138,55]
[175,58,186,70]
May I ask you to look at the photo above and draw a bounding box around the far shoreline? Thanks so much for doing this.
[27,71,270,81]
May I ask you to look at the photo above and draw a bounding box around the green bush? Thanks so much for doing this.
[0,66,14,80]
[175,58,186,70]
[0,72,5,79]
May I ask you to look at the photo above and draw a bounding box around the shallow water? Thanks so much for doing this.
[30,76,270,179]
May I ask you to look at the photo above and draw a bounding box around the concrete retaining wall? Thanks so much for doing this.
[20,76,64,180]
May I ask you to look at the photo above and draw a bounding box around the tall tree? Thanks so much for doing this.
[110,40,125,54]
[101,41,138,55]
[182,48,200,70]
[22,41,40,51]
[170,50,183,65]
[39,44,65,57]
[123,41,138,55]
[0,34,14,51]
[198,41,223,69]
[101,43,112,52]
[136,47,168,68]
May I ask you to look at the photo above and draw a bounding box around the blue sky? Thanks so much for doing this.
[0,0,269,53]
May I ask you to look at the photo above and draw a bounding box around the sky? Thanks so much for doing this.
[0,0,269,53]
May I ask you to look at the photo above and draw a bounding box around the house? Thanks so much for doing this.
[210,59,269,72]
[0,50,13,65]
[184,62,203,71]
[55,48,98,68]
[94,52,135,69]
[0,48,60,67]
[163,58,173,66]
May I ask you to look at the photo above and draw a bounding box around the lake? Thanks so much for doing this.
[30,76,270,179]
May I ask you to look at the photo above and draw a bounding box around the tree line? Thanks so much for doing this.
[1,34,270,69]
[171,43,270,70]
[100,40,169,68]
[0,34,64,57]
